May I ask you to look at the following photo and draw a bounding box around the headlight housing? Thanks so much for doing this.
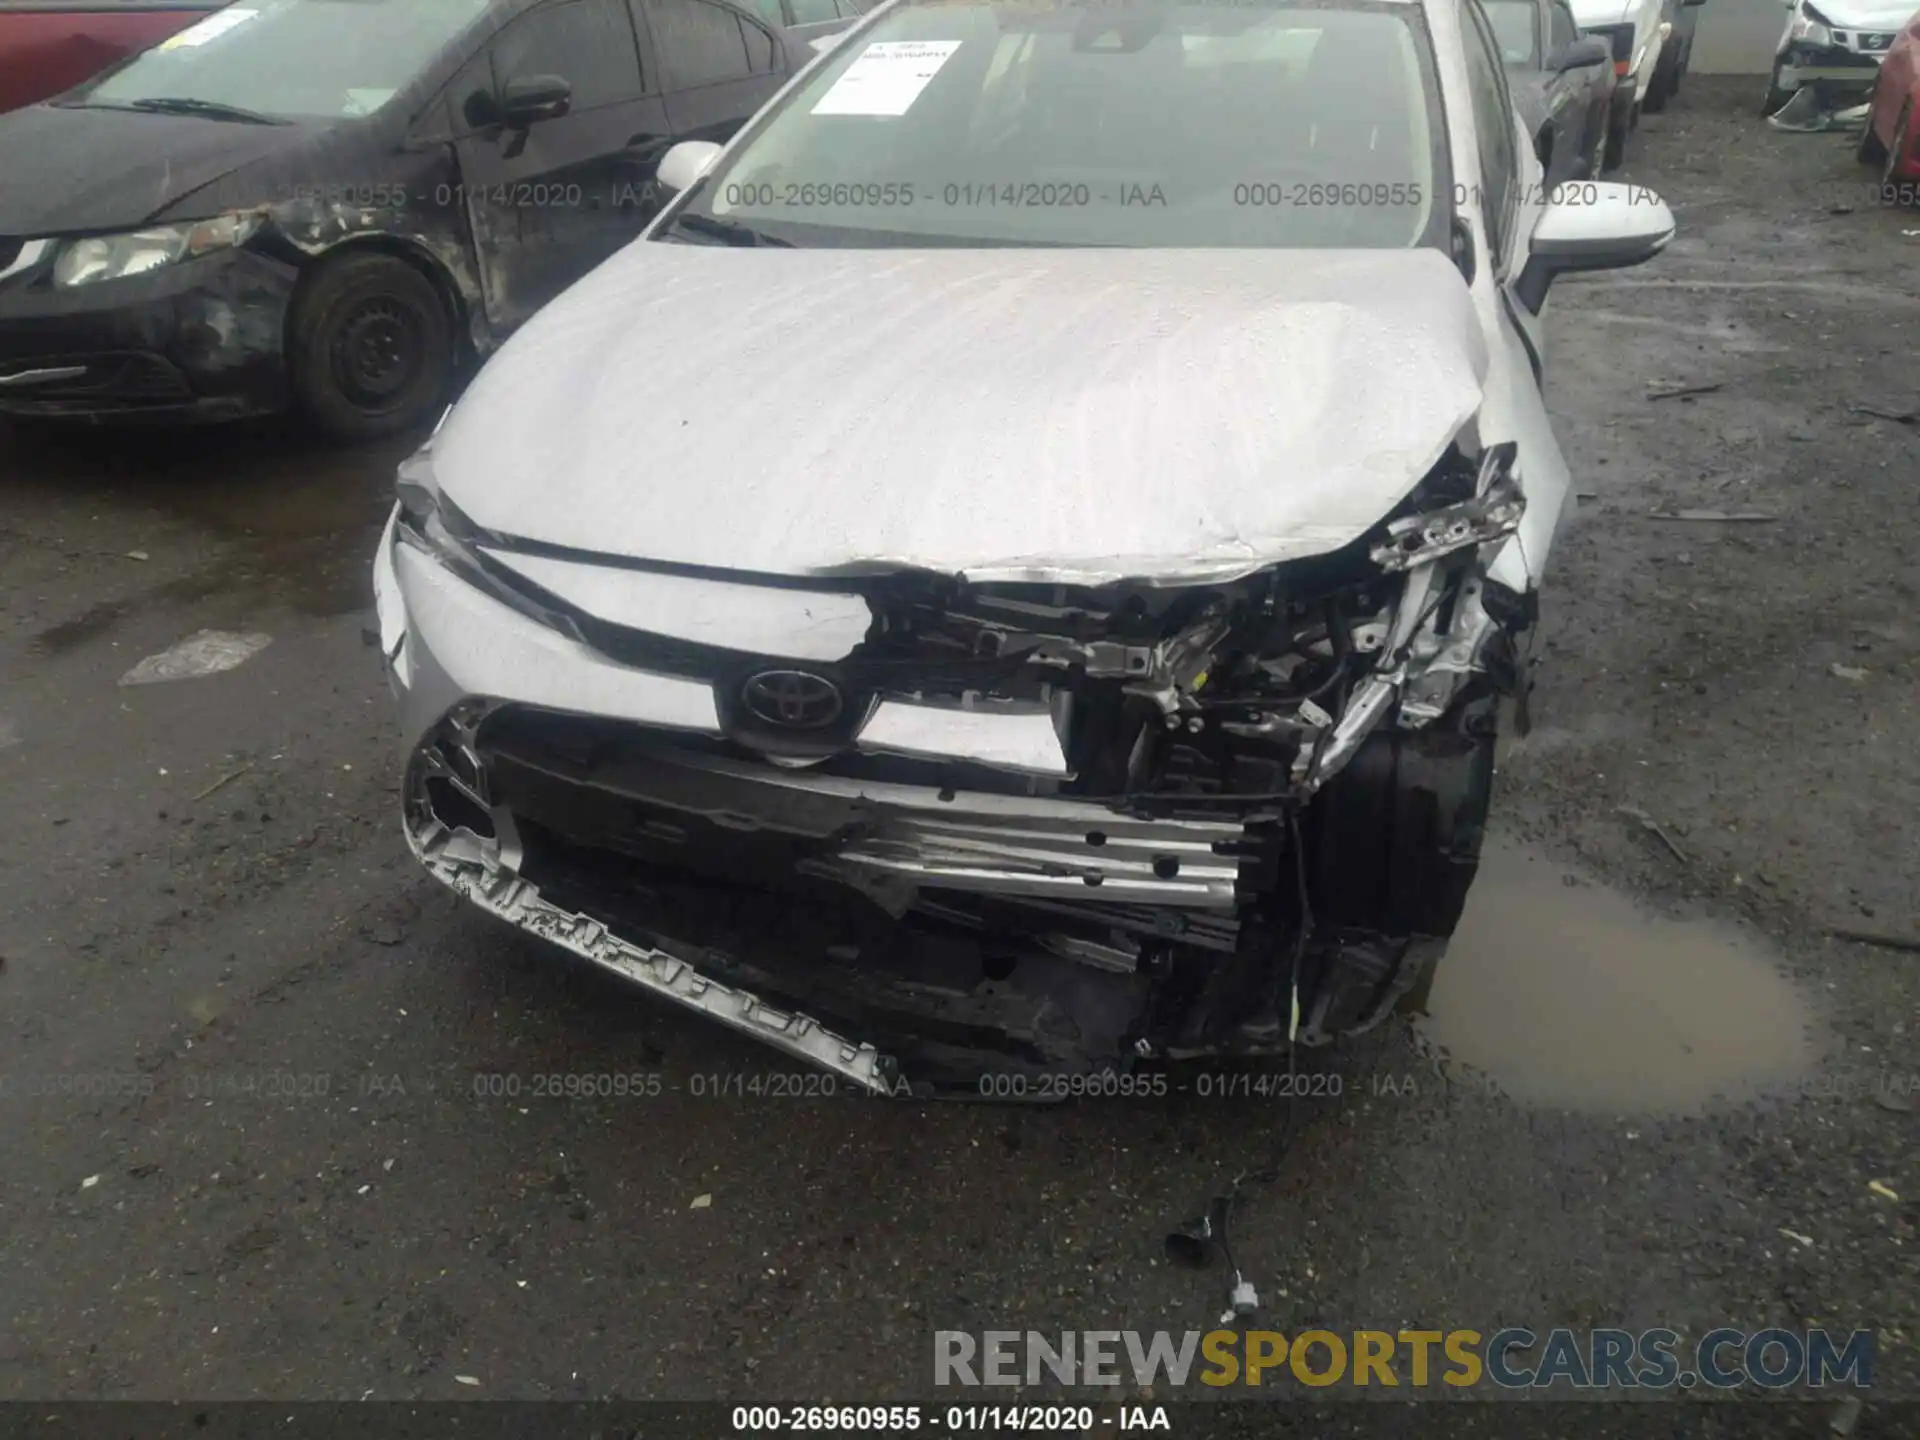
[53,212,262,289]
[1790,1,1834,46]
[392,451,584,640]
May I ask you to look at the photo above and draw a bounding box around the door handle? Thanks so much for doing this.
[624,133,672,161]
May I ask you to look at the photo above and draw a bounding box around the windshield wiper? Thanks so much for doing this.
[125,97,289,125]
[668,213,792,247]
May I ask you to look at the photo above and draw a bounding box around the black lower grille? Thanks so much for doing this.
[0,354,192,403]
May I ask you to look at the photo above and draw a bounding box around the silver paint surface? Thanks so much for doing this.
[431,245,1488,586]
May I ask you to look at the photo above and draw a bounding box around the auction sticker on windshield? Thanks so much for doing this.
[811,40,962,116]
[156,7,260,49]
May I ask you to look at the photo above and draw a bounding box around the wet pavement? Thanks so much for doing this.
[1419,839,1816,1114]
[0,79,1915,1410]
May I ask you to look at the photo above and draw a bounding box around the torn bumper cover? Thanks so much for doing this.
[1777,32,1895,95]
[377,442,1533,1090]
[0,238,295,421]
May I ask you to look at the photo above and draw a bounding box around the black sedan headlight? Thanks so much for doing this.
[53,212,262,288]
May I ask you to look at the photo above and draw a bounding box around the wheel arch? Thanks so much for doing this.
[282,233,480,362]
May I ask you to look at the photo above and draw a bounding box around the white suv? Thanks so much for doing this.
[1571,0,1670,165]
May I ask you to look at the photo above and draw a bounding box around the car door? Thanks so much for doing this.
[637,0,787,145]
[448,0,672,333]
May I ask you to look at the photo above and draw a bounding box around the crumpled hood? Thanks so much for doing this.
[1806,0,1916,27]
[0,103,316,235]
[433,243,1488,586]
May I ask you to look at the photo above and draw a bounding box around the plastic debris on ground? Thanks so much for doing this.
[119,630,273,686]
[1766,88,1873,133]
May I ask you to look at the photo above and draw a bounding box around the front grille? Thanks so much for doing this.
[105,355,194,400]
[1859,32,1893,51]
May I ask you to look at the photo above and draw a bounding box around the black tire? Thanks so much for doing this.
[1643,52,1673,113]
[1886,106,1914,196]
[1762,57,1793,116]
[287,251,455,443]
[1305,695,1498,1033]
[1858,104,1889,165]
[1603,92,1630,170]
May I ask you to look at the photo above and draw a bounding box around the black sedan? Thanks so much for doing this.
[1481,0,1619,185]
[0,0,822,438]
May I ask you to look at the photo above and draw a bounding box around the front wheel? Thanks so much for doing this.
[1857,105,1889,165]
[1884,105,1914,192]
[1643,53,1674,113]
[287,251,455,443]
[1603,92,1631,170]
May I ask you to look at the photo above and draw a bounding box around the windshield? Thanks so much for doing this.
[1481,0,1537,64]
[672,0,1451,249]
[73,0,491,121]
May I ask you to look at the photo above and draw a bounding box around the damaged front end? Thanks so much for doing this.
[384,442,1535,1094]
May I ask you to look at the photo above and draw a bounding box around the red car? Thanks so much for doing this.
[1859,6,1920,188]
[0,0,223,115]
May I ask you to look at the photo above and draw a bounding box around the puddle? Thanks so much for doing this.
[9,422,411,648]
[1417,840,1815,1114]
[3,420,407,533]
[28,544,365,657]
[32,600,134,657]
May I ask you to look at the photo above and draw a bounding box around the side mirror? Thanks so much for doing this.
[1550,35,1612,70]
[1515,180,1675,311]
[656,139,723,198]
[500,74,572,127]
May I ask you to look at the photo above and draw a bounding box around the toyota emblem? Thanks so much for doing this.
[740,669,843,729]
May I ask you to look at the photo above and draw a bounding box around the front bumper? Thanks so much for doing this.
[0,242,294,422]
[1779,38,1892,91]
[373,507,1481,1089]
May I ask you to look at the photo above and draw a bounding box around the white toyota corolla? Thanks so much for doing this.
[373,0,1675,1096]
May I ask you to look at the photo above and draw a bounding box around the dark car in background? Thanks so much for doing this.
[1642,0,1704,111]
[0,0,818,438]
[1483,0,1618,182]
[0,0,222,114]
[740,0,873,37]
